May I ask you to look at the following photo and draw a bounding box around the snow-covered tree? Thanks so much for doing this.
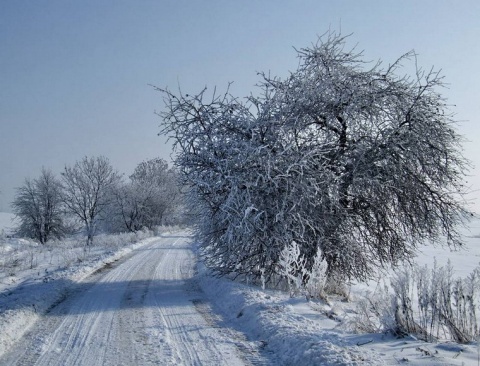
[108,182,143,232]
[12,168,66,244]
[109,158,184,232]
[130,158,181,226]
[61,156,121,245]
[158,32,470,282]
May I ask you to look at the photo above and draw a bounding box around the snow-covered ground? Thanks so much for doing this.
[1,212,480,365]
[197,218,480,365]
[1,233,251,365]
[0,213,159,358]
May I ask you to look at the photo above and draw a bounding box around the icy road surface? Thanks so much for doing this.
[0,233,249,366]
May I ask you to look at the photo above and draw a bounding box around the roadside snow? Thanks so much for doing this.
[196,218,480,365]
[0,231,158,357]
[1,218,480,365]
[198,269,383,365]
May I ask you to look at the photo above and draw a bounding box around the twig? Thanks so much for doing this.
[357,339,373,346]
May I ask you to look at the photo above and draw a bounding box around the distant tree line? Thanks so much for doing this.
[12,156,186,245]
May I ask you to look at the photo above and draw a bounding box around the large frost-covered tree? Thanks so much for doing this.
[158,32,469,282]
[12,168,66,244]
[61,156,121,245]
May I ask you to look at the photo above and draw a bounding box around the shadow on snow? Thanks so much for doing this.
[0,277,200,316]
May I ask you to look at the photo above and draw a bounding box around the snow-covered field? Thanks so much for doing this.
[1,212,480,365]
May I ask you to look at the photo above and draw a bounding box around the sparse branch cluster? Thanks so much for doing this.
[12,156,186,245]
[158,32,469,283]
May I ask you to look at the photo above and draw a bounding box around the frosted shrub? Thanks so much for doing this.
[278,241,307,297]
[439,265,480,343]
[26,247,38,269]
[93,230,153,250]
[390,265,427,339]
[371,260,480,343]
[348,283,395,334]
[1,247,22,275]
[135,227,152,242]
[278,242,328,299]
[57,239,81,266]
[305,248,328,300]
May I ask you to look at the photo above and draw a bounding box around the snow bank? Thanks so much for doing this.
[197,267,383,365]
[196,219,480,365]
[197,266,480,365]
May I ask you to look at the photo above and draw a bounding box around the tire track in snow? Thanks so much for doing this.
[25,241,158,366]
[190,299,269,366]
[149,238,245,365]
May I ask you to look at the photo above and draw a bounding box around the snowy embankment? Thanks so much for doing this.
[197,218,480,366]
[198,267,480,365]
[0,212,160,357]
[198,267,383,365]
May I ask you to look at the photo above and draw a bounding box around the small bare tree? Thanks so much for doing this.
[12,168,66,244]
[61,156,121,246]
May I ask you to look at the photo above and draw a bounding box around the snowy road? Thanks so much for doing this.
[0,232,249,366]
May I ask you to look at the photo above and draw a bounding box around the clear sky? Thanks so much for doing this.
[1,1,479,212]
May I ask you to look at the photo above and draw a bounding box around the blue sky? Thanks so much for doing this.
[1,1,480,212]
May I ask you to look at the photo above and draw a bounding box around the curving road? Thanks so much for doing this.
[0,232,250,365]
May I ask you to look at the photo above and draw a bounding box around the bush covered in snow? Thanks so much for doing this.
[278,241,328,300]
[351,261,480,344]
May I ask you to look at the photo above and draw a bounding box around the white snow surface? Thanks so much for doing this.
[1,219,480,365]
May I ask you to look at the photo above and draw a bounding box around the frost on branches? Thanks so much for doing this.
[12,169,66,244]
[108,158,184,232]
[278,241,328,299]
[157,32,470,284]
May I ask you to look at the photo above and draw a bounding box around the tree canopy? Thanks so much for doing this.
[158,32,470,281]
